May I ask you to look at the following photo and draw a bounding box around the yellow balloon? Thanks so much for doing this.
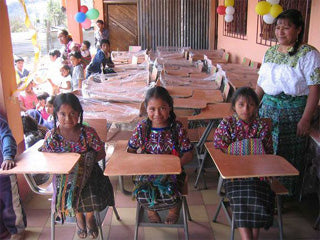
[255,1,272,16]
[270,4,283,18]
[225,0,234,7]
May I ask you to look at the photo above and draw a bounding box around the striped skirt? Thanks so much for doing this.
[259,93,307,196]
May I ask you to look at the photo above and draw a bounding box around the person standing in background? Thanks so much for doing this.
[14,56,29,86]
[94,20,109,49]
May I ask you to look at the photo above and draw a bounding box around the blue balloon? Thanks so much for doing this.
[75,12,86,23]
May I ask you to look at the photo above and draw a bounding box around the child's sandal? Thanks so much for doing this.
[165,206,180,224]
[76,222,87,239]
[87,227,99,239]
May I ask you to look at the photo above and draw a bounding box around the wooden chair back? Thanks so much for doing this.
[84,118,108,142]
[250,61,261,69]
[223,52,230,63]
[223,82,231,102]
[242,57,251,67]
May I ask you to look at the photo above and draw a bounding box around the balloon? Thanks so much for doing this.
[217,5,226,15]
[270,4,283,18]
[81,18,91,29]
[86,8,99,20]
[267,0,280,4]
[255,1,272,16]
[225,14,234,23]
[263,13,275,24]
[75,12,86,23]
[80,5,88,13]
[225,0,234,7]
[225,6,235,15]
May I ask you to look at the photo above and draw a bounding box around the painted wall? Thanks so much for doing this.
[216,0,320,64]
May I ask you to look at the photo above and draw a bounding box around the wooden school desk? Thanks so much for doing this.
[0,140,81,240]
[104,140,181,194]
[166,86,193,98]
[174,98,207,109]
[188,103,233,188]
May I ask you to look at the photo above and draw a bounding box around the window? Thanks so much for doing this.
[223,0,248,40]
[256,0,312,46]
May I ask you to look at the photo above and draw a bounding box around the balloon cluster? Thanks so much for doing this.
[74,5,100,29]
[217,0,235,23]
[255,0,283,24]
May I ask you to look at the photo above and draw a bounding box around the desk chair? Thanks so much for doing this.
[134,177,192,240]
[213,176,288,240]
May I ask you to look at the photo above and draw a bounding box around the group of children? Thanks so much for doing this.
[1,83,282,239]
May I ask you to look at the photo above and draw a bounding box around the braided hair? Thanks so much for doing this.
[52,93,84,135]
[275,9,304,56]
[144,86,180,155]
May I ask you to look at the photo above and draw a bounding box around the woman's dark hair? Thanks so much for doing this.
[46,95,56,105]
[49,49,61,58]
[96,20,104,25]
[58,29,72,42]
[275,9,304,56]
[231,87,259,110]
[37,92,49,101]
[83,40,91,49]
[21,113,38,134]
[53,93,83,133]
[69,51,82,59]
[100,39,110,47]
[144,86,180,154]
[61,64,71,73]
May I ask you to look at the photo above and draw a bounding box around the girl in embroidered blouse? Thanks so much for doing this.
[40,93,114,239]
[256,9,320,196]
[127,86,193,224]
[214,87,274,240]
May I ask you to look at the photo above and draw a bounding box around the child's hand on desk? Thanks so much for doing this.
[1,159,16,170]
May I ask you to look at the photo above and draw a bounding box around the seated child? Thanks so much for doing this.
[18,78,38,111]
[213,87,275,240]
[0,114,27,240]
[49,65,72,95]
[127,86,193,224]
[69,51,84,91]
[36,92,50,120]
[40,93,114,239]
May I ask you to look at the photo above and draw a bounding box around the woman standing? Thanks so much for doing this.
[57,29,80,66]
[256,9,320,196]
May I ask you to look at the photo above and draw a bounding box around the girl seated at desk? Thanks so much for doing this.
[213,87,275,240]
[40,93,114,239]
[127,86,193,224]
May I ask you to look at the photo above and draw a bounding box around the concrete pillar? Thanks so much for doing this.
[66,0,83,44]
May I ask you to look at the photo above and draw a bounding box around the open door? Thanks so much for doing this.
[104,2,138,51]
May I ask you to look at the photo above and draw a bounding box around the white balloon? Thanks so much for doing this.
[225,6,235,15]
[263,13,275,24]
[225,14,234,23]
[267,0,280,4]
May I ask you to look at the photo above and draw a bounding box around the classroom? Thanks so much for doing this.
[0,0,319,240]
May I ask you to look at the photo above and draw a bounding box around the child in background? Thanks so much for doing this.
[47,49,62,91]
[40,93,114,239]
[49,65,72,95]
[14,56,29,86]
[213,87,275,240]
[18,78,38,111]
[44,95,55,130]
[86,39,115,78]
[127,86,193,224]
[69,51,84,91]
[80,40,92,70]
[0,114,27,240]
[36,92,50,120]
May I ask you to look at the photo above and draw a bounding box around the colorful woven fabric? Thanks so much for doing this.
[227,138,266,155]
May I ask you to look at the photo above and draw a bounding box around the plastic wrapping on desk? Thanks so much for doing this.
[111,50,147,64]
[79,97,142,123]
[156,46,190,59]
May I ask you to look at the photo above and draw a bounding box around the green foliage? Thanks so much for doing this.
[47,0,66,27]
[10,17,28,32]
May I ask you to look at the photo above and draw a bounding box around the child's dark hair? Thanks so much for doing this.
[49,49,61,58]
[61,64,71,73]
[53,93,83,133]
[275,9,304,56]
[46,95,55,105]
[83,40,91,49]
[21,113,38,134]
[96,20,104,25]
[231,87,259,110]
[69,51,82,59]
[144,86,180,153]
[100,39,110,47]
[37,92,49,101]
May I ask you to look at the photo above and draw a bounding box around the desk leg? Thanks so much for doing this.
[51,211,55,240]
[119,176,132,195]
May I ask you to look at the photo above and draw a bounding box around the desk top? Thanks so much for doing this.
[104,140,181,176]
[192,89,223,103]
[166,86,193,98]
[188,103,232,121]
[174,98,207,109]
[205,143,299,179]
[0,140,81,175]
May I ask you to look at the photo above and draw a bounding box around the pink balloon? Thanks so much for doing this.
[81,18,91,29]
[80,5,88,13]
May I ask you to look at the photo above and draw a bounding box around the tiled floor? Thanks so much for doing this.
[7,168,320,240]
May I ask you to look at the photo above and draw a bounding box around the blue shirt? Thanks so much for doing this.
[0,114,17,166]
